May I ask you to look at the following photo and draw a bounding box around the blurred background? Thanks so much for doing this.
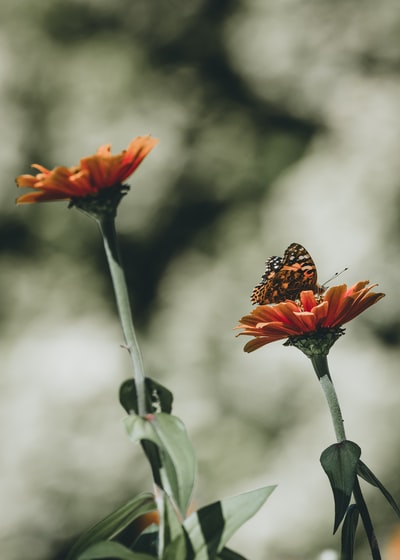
[1,0,400,558]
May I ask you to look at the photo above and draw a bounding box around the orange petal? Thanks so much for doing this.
[15,174,40,188]
[292,311,318,331]
[322,285,347,325]
[311,300,329,325]
[16,190,70,204]
[299,290,318,312]
[243,334,287,352]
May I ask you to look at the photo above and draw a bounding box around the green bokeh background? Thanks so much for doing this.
[2,1,400,559]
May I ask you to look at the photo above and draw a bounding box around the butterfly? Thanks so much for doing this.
[251,242,323,305]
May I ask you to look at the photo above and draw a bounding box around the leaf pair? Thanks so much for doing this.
[69,377,276,559]
[67,406,276,560]
[321,440,400,560]
[320,441,361,533]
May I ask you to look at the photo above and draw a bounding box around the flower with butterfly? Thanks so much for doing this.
[237,243,397,560]
[239,280,384,353]
[240,243,384,354]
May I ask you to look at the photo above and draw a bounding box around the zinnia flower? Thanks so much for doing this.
[237,281,385,353]
[15,135,158,204]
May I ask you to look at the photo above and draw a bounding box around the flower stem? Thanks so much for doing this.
[310,356,382,557]
[97,216,147,416]
[311,355,381,557]
[310,355,346,442]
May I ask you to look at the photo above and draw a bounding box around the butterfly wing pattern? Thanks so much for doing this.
[251,243,321,305]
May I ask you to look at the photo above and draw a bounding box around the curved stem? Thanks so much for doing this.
[97,216,147,416]
[310,355,346,443]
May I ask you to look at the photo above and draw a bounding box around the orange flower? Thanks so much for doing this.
[15,136,158,204]
[237,281,385,352]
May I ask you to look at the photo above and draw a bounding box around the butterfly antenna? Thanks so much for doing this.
[321,267,348,288]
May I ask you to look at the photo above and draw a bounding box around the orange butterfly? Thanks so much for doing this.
[251,243,323,305]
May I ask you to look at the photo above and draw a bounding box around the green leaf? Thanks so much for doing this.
[357,460,400,518]
[163,535,189,560]
[183,486,276,559]
[217,547,248,560]
[120,378,173,415]
[160,491,186,552]
[129,529,159,557]
[158,491,190,560]
[141,439,163,488]
[125,413,196,517]
[120,379,138,414]
[320,441,361,533]
[65,493,156,560]
[76,541,156,560]
[147,378,173,414]
[153,414,196,517]
[341,505,359,560]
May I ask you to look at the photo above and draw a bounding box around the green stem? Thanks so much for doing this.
[310,355,346,443]
[97,216,147,416]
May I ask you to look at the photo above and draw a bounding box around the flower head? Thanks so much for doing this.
[15,135,158,205]
[236,281,385,353]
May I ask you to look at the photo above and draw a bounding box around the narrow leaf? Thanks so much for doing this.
[159,492,189,560]
[218,487,275,551]
[152,414,196,517]
[77,541,155,560]
[320,441,361,533]
[217,547,248,560]
[184,486,276,559]
[66,493,156,560]
[163,535,189,560]
[141,439,163,488]
[341,504,359,560]
[159,491,186,552]
[124,416,164,492]
[357,460,400,518]
[125,413,196,517]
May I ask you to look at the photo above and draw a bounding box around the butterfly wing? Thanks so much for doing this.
[278,242,319,300]
[251,243,320,305]
[250,255,283,305]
